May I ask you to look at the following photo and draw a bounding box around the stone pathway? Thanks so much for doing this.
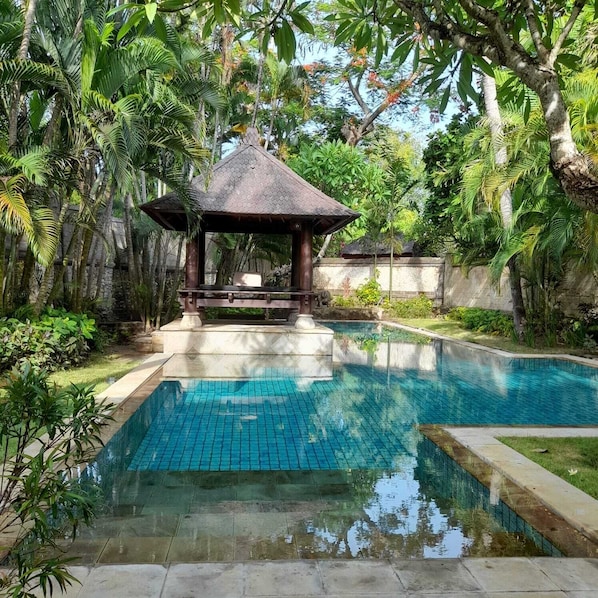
[19,557,598,597]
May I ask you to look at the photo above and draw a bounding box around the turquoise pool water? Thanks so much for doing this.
[75,323,598,561]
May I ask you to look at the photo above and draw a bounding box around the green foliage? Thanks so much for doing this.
[355,277,382,306]
[287,140,389,240]
[414,114,481,257]
[386,295,434,319]
[447,307,515,338]
[328,0,593,108]
[344,325,431,354]
[204,307,264,319]
[499,436,598,500]
[0,309,97,373]
[331,295,360,308]
[0,364,113,597]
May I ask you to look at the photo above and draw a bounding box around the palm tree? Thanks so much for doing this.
[458,68,598,342]
[0,0,219,314]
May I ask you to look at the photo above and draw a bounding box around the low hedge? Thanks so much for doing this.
[386,295,434,319]
[0,308,97,373]
[447,306,514,337]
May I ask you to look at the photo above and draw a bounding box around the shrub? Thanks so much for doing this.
[448,307,514,337]
[0,309,97,373]
[330,295,360,308]
[387,295,434,319]
[356,277,382,306]
[0,364,113,597]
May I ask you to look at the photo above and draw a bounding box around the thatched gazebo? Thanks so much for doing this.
[141,128,359,332]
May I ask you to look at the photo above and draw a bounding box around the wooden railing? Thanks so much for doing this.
[180,285,314,311]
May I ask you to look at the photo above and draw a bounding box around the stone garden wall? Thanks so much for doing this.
[313,257,597,314]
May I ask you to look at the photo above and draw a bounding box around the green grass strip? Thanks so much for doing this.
[498,436,598,500]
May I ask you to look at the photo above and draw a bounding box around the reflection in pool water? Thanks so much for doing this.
[71,323,598,562]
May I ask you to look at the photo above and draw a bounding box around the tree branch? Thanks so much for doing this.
[394,0,500,63]
[347,76,371,115]
[394,0,536,78]
[522,0,549,61]
[456,0,522,59]
[549,0,586,65]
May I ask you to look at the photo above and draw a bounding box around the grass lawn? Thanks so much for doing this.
[48,345,144,393]
[498,436,598,500]
[396,317,572,354]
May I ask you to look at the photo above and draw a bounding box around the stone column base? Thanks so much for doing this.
[294,314,316,330]
[180,312,203,329]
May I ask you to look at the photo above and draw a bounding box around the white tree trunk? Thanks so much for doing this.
[482,73,526,341]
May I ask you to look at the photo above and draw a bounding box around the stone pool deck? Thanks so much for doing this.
[19,557,598,597]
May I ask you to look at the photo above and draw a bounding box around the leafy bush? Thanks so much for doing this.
[330,295,360,307]
[0,308,97,373]
[355,277,382,306]
[0,365,113,597]
[387,295,434,318]
[448,307,514,337]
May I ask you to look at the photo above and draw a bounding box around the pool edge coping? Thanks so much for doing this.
[381,320,598,367]
[441,425,598,550]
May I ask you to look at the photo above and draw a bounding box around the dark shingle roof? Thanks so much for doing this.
[140,129,360,235]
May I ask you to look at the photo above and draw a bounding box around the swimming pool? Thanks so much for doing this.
[72,323,598,562]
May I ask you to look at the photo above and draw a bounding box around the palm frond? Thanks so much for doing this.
[0,59,70,95]
[26,205,58,266]
[0,173,33,234]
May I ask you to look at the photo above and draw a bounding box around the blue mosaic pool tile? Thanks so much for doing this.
[111,332,598,474]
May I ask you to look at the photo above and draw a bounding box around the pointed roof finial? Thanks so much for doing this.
[243,127,260,146]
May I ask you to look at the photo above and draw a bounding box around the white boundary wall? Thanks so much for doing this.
[313,257,445,304]
[313,257,597,314]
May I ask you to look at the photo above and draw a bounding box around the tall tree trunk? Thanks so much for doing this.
[507,256,526,341]
[8,0,38,148]
[36,201,70,313]
[93,188,115,306]
[251,34,266,129]
[314,234,333,263]
[0,229,6,313]
[18,246,36,303]
[482,73,526,341]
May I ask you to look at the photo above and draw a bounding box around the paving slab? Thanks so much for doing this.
[318,560,403,594]
[161,563,244,598]
[80,564,167,598]
[531,557,598,591]
[6,559,598,596]
[391,558,482,592]
[485,593,567,598]
[463,557,561,592]
[97,353,170,406]
[244,561,324,596]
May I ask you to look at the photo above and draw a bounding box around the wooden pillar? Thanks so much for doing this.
[291,229,301,288]
[197,230,206,285]
[299,222,313,315]
[184,237,199,313]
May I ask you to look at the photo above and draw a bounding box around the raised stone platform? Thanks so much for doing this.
[162,353,333,380]
[158,319,334,357]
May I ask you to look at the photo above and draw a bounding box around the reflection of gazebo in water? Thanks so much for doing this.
[141,128,359,358]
